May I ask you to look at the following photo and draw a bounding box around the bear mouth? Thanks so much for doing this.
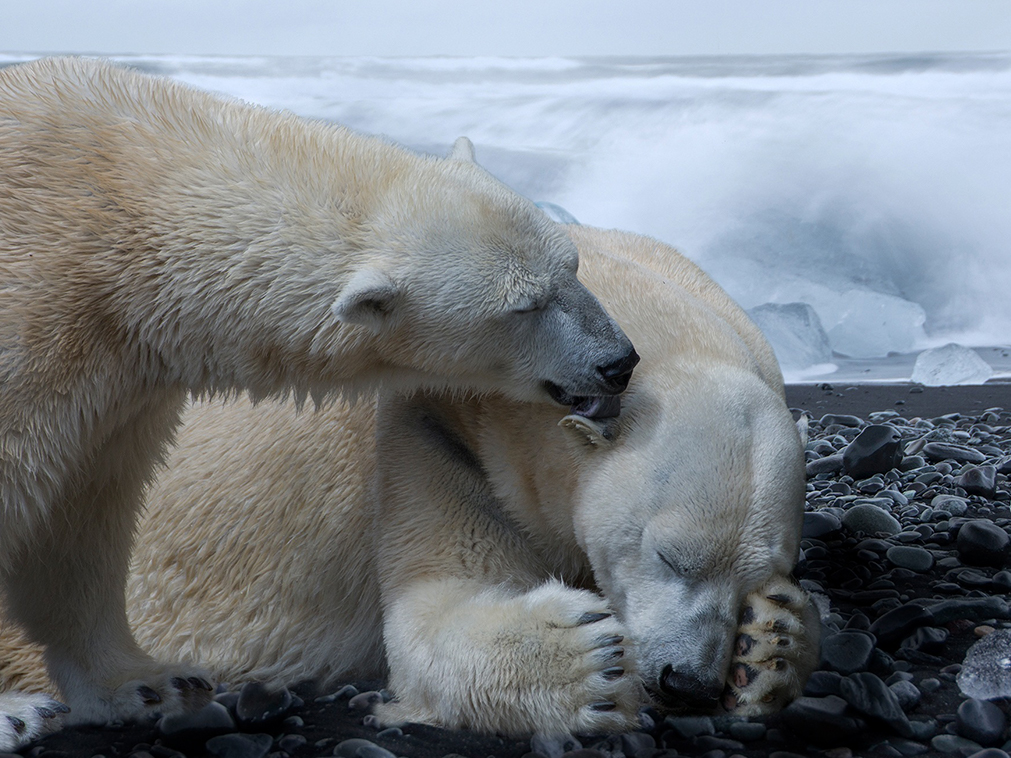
[544,382,622,419]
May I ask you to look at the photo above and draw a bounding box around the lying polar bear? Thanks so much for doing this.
[1,226,818,739]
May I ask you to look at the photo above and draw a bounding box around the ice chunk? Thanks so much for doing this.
[958,629,1011,700]
[825,290,927,359]
[747,302,832,370]
[534,201,579,225]
[911,343,993,386]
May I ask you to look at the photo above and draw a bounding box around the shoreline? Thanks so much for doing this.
[785,381,1011,420]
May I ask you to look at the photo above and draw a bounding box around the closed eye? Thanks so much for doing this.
[657,551,683,575]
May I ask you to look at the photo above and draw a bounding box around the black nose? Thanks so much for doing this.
[597,348,640,392]
[658,665,723,711]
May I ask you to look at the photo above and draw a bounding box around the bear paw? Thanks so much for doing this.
[0,691,69,751]
[59,663,215,728]
[519,584,641,734]
[721,576,820,716]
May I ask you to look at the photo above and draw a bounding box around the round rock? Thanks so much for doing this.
[803,511,842,539]
[922,441,987,464]
[235,682,293,725]
[956,698,1007,747]
[842,504,902,536]
[956,520,1011,568]
[158,701,235,740]
[820,631,876,675]
[956,465,998,497]
[886,546,935,572]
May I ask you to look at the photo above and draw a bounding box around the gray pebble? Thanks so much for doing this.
[235,682,292,725]
[158,701,235,738]
[333,739,382,758]
[887,546,935,572]
[839,672,911,735]
[931,734,984,754]
[957,698,1007,747]
[889,679,922,711]
[923,442,987,464]
[662,715,714,739]
[842,504,902,536]
[348,691,383,712]
[957,520,1011,567]
[780,695,864,743]
[205,733,273,758]
[956,465,999,497]
[728,721,767,741]
[530,733,581,758]
[932,494,970,516]
[820,632,875,675]
[803,511,842,538]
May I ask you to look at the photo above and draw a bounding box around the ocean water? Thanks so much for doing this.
[3,52,1009,383]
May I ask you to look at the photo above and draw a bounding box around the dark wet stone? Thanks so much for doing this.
[931,734,985,754]
[807,454,845,476]
[728,721,767,741]
[820,631,876,675]
[355,745,397,758]
[843,425,904,477]
[842,504,902,536]
[234,682,292,725]
[932,494,970,517]
[901,626,950,655]
[956,699,1007,747]
[531,733,582,758]
[839,672,911,735]
[820,414,864,428]
[870,604,933,649]
[889,680,922,711]
[662,715,714,739]
[781,695,864,744]
[348,691,383,712]
[923,442,987,464]
[957,520,1011,567]
[964,750,1011,758]
[955,465,998,497]
[887,546,935,572]
[158,701,235,740]
[334,739,383,758]
[803,511,842,538]
[619,732,655,756]
[804,670,844,696]
[205,733,272,758]
[277,734,307,752]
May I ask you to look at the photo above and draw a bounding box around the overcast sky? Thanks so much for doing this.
[3,0,1010,58]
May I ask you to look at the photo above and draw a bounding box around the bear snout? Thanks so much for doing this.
[596,347,640,393]
[656,664,724,711]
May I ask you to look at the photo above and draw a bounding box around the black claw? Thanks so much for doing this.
[7,715,25,734]
[767,593,793,606]
[171,676,193,691]
[739,605,756,625]
[772,619,791,633]
[37,707,56,719]
[52,702,71,714]
[589,701,616,711]
[595,634,624,648]
[189,676,213,691]
[578,611,612,625]
[602,666,624,681]
[138,685,162,705]
[603,647,624,661]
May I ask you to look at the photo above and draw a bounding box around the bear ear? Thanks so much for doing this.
[448,136,477,163]
[559,414,619,448]
[331,267,399,334]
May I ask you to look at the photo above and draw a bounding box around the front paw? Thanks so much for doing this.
[380,581,642,736]
[0,691,69,751]
[721,576,820,715]
[59,662,215,727]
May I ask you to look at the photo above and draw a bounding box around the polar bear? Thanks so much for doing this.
[2,226,818,744]
[0,58,637,744]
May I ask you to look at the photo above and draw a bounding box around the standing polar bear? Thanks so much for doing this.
[3,226,819,742]
[0,57,637,746]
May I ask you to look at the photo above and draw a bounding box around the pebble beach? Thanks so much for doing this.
[20,382,1011,758]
